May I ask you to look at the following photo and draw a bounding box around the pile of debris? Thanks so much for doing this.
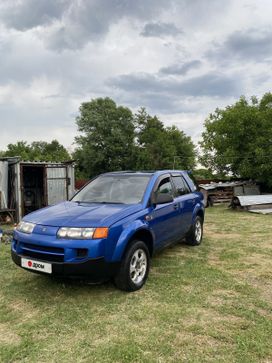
[199,181,259,207]
[0,228,13,245]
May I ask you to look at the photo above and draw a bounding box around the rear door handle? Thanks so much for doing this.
[173,203,179,210]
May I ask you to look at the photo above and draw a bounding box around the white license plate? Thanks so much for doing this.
[21,258,52,274]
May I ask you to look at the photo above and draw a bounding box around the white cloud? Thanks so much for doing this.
[0,0,271,151]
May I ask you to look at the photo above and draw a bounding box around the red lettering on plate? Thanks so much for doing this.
[28,261,32,267]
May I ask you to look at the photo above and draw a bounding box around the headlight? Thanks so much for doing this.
[57,227,94,239]
[16,221,36,234]
[57,227,108,239]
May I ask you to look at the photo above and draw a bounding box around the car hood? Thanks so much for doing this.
[24,201,143,227]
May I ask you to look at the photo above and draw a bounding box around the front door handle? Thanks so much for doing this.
[173,203,179,210]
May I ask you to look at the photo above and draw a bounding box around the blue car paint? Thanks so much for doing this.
[12,170,204,277]
[24,201,143,228]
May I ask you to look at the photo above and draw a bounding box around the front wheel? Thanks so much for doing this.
[114,240,150,292]
[185,216,203,246]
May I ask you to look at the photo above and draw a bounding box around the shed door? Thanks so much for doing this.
[46,166,68,205]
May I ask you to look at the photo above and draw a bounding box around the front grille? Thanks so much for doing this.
[23,243,64,254]
[20,242,64,262]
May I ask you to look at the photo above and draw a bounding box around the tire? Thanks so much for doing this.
[114,240,150,292]
[185,216,203,246]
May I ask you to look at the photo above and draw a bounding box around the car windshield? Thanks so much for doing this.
[72,175,151,204]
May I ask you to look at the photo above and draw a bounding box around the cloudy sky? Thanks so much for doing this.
[0,0,271,151]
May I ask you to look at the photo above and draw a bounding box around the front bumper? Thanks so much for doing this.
[11,250,120,280]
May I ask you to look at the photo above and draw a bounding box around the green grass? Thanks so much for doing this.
[0,206,271,362]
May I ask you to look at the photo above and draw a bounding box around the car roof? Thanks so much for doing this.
[102,170,188,177]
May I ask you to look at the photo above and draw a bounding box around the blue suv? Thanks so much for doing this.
[12,171,204,291]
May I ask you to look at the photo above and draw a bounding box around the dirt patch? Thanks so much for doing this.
[0,323,21,345]
[206,289,240,307]
[242,254,272,269]
[8,300,39,324]
[205,230,242,240]
[183,308,245,329]
[174,330,228,353]
[244,277,272,303]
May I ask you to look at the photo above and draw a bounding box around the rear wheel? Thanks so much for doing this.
[114,240,150,292]
[185,216,203,246]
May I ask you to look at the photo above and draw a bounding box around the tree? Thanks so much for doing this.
[74,99,196,177]
[74,98,136,178]
[3,140,70,162]
[3,141,31,160]
[31,140,70,162]
[135,108,195,170]
[165,126,195,170]
[194,168,217,180]
[200,93,272,187]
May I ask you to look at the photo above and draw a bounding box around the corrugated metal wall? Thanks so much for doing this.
[67,165,75,199]
[46,166,68,205]
[0,161,8,208]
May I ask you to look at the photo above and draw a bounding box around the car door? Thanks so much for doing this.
[171,174,196,236]
[149,174,181,249]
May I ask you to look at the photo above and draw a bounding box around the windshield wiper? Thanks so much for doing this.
[74,200,125,204]
[73,201,97,204]
[93,201,126,204]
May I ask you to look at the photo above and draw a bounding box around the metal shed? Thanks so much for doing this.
[0,157,75,223]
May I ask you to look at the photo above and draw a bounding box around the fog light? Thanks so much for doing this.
[76,248,88,258]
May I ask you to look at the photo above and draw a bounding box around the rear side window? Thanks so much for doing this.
[172,176,191,196]
[186,173,198,191]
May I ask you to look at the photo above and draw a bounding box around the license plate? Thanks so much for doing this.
[21,258,52,274]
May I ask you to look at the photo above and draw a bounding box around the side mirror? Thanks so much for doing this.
[152,192,173,205]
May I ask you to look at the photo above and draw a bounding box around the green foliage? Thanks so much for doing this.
[74,100,196,178]
[193,168,215,180]
[135,108,195,170]
[74,98,136,178]
[200,93,272,187]
[3,140,70,162]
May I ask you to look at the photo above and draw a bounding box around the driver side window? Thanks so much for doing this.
[157,177,173,195]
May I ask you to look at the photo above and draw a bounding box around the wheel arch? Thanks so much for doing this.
[125,228,154,258]
[196,208,204,222]
[111,224,154,262]
[191,205,205,225]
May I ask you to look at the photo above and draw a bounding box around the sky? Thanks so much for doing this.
[0,0,271,152]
